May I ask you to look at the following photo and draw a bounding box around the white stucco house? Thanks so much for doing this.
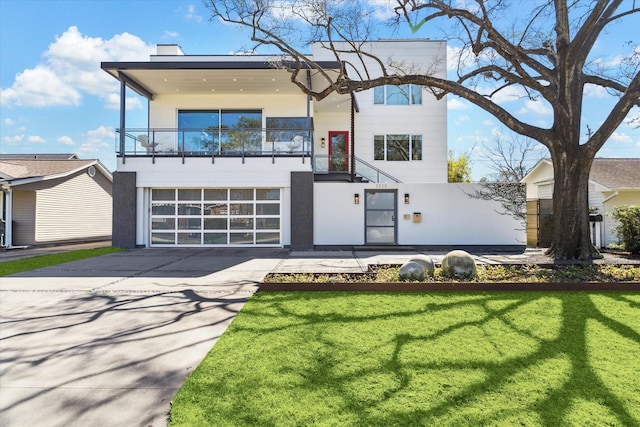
[521,158,640,248]
[102,40,523,249]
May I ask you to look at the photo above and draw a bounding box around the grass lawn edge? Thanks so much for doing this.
[259,281,640,291]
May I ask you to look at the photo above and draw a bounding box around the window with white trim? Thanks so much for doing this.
[150,188,281,246]
[374,135,422,161]
[373,84,422,105]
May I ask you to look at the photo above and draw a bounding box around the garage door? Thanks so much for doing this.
[150,188,281,246]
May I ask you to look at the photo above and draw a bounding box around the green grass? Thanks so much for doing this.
[0,247,123,276]
[169,291,640,427]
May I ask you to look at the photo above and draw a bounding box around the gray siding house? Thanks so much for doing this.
[0,155,113,247]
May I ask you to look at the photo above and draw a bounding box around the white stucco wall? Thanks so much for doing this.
[314,182,524,246]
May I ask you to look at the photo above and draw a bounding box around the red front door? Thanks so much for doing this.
[328,131,349,172]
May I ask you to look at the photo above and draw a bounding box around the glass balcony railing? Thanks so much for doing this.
[116,128,313,158]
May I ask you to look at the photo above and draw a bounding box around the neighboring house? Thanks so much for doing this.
[101,41,523,249]
[0,156,113,247]
[521,158,640,248]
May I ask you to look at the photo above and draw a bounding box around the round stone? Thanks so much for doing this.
[441,250,477,278]
[409,255,435,276]
[399,261,426,281]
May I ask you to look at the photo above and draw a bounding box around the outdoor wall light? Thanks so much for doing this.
[404,193,410,204]
[354,193,360,204]
[320,137,326,148]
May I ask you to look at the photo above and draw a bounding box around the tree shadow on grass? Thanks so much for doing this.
[178,291,640,426]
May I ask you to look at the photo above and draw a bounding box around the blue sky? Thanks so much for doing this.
[1,0,638,178]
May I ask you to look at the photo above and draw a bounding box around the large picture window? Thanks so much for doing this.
[178,110,262,153]
[150,188,281,246]
[373,85,422,105]
[374,135,422,161]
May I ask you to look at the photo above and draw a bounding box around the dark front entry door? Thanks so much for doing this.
[328,131,349,172]
[365,190,397,244]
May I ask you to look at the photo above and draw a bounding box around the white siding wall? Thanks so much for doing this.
[602,191,640,247]
[13,170,112,244]
[314,182,524,246]
[311,40,448,184]
[12,190,36,245]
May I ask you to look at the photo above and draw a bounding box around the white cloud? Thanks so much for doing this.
[3,118,14,126]
[164,30,180,38]
[453,115,470,126]
[518,99,553,116]
[584,83,608,98]
[27,135,46,143]
[488,85,528,104]
[184,4,203,23]
[58,136,75,145]
[1,26,154,109]
[482,119,495,126]
[87,125,114,139]
[1,135,24,145]
[1,66,81,107]
[447,98,468,110]
[77,125,115,156]
[609,132,633,144]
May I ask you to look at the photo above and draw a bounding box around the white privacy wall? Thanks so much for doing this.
[314,183,525,246]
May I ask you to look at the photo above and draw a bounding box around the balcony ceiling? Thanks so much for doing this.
[102,61,351,111]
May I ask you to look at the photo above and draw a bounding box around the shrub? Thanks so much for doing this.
[611,205,640,254]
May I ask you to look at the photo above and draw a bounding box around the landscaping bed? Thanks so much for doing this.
[261,264,640,291]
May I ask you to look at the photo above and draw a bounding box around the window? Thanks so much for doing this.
[266,117,313,150]
[373,85,422,105]
[177,110,262,153]
[373,135,422,161]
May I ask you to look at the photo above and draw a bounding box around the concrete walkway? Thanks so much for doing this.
[0,248,285,427]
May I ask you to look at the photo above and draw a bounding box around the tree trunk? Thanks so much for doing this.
[546,149,600,261]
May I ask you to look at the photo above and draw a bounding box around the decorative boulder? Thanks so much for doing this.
[399,261,426,281]
[409,255,435,276]
[441,250,477,278]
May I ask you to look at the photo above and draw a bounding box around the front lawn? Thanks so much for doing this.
[0,247,123,276]
[169,291,640,426]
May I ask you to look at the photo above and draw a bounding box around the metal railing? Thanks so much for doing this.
[312,154,401,183]
[354,156,401,183]
[116,128,312,162]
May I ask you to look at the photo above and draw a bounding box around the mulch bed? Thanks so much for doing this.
[259,281,640,292]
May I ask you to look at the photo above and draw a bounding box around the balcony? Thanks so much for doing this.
[116,128,312,162]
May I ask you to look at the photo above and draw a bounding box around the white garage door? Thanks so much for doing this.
[150,188,281,246]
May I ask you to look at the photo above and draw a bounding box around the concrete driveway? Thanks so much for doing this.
[0,248,286,427]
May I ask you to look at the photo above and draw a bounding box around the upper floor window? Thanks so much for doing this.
[373,84,422,105]
[374,134,422,161]
[178,110,262,153]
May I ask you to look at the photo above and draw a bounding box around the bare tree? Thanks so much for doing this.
[468,133,544,228]
[207,0,640,260]
[480,133,545,183]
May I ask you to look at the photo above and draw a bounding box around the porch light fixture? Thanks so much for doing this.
[354,193,360,204]
[321,137,326,148]
[404,193,410,204]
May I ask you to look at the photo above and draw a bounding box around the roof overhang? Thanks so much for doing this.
[1,160,112,189]
[101,60,343,100]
